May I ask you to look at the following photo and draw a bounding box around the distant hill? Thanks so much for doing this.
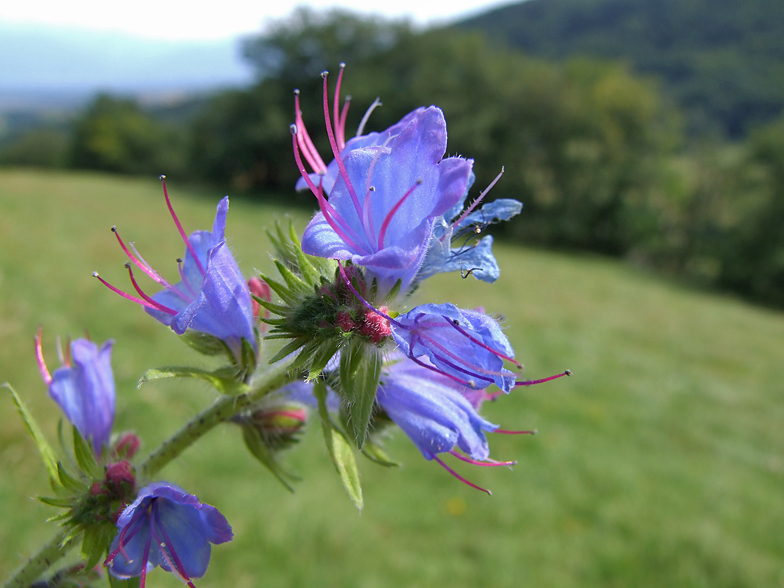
[0,25,253,112]
[457,0,784,138]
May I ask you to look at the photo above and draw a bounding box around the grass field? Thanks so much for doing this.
[1,169,783,588]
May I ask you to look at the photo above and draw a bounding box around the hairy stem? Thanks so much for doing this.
[4,361,298,587]
[140,361,298,480]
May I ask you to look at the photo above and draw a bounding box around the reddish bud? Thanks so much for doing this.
[335,311,358,332]
[248,277,272,320]
[115,432,140,459]
[105,460,135,494]
[359,306,392,343]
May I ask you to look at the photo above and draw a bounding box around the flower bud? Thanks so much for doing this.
[105,460,135,496]
[114,432,140,460]
[250,405,307,451]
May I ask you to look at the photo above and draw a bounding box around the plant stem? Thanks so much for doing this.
[4,361,298,587]
[2,529,69,588]
[140,360,297,480]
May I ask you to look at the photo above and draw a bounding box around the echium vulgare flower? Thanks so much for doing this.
[105,482,233,588]
[93,177,257,368]
[34,327,115,455]
[292,69,473,297]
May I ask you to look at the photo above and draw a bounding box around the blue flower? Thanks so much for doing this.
[390,303,518,393]
[94,179,257,366]
[377,356,497,461]
[417,171,523,284]
[35,328,115,455]
[105,482,233,587]
[292,73,473,297]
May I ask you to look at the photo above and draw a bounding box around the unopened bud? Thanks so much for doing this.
[115,432,140,459]
[105,460,135,495]
[248,277,272,320]
[251,405,307,450]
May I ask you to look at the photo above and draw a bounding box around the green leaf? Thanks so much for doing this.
[72,426,101,479]
[274,260,310,296]
[384,278,403,303]
[109,574,141,588]
[314,381,363,511]
[138,366,250,396]
[240,425,297,492]
[361,439,401,467]
[267,337,308,365]
[3,382,60,487]
[339,340,382,448]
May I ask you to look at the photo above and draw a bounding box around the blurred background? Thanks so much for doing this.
[1,1,783,587]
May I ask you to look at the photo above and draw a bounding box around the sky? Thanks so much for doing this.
[0,0,515,41]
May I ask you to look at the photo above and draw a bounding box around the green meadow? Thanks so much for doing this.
[1,169,782,587]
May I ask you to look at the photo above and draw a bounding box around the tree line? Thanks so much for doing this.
[2,9,782,306]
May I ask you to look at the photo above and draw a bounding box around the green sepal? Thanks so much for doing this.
[361,439,401,467]
[255,298,290,316]
[81,524,114,570]
[179,330,230,357]
[274,260,310,296]
[109,574,141,588]
[305,340,340,380]
[338,340,382,448]
[57,461,86,493]
[38,495,74,508]
[3,383,60,488]
[138,366,250,396]
[238,337,258,377]
[259,274,298,306]
[384,278,403,303]
[72,426,102,479]
[267,337,308,365]
[314,381,363,511]
[240,425,297,492]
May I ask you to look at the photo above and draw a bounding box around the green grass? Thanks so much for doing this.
[1,169,783,587]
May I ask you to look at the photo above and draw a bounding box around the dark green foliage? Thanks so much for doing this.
[70,94,187,176]
[0,127,69,168]
[457,0,784,138]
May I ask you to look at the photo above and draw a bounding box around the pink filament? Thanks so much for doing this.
[515,370,571,387]
[432,454,491,495]
[125,265,179,315]
[377,180,422,250]
[34,325,52,385]
[153,508,197,588]
[160,176,205,276]
[294,91,327,174]
[322,73,363,218]
[495,429,537,435]
[333,63,346,150]
[93,272,168,312]
[338,95,351,149]
[291,130,367,254]
[451,167,505,230]
[449,450,517,467]
[445,316,522,369]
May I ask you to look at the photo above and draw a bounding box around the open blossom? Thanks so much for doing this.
[390,303,518,392]
[94,179,257,365]
[105,482,233,587]
[35,328,115,455]
[292,71,473,297]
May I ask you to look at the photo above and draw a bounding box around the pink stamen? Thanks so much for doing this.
[112,227,168,287]
[377,180,422,250]
[407,353,476,388]
[452,167,505,230]
[93,272,168,312]
[414,327,506,380]
[432,454,492,495]
[333,63,346,150]
[445,316,522,369]
[140,529,152,588]
[449,450,517,467]
[34,326,52,385]
[291,129,367,253]
[153,508,197,588]
[322,72,363,218]
[495,429,537,435]
[160,176,205,276]
[336,262,402,327]
[294,90,327,174]
[515,370,571,387]
[338,95,351,149]
[125,264,178,315]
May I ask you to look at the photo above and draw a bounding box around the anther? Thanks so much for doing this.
[293,88,300,95]
[321,71,329,78]
[176,258,183,263]
[111,226,117,233]
[369,186,375,192]
[290,123,298,135]
[92,271,99,278]
[159,175,166,181]
[565,369,573,376]
[339,62,346,69]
